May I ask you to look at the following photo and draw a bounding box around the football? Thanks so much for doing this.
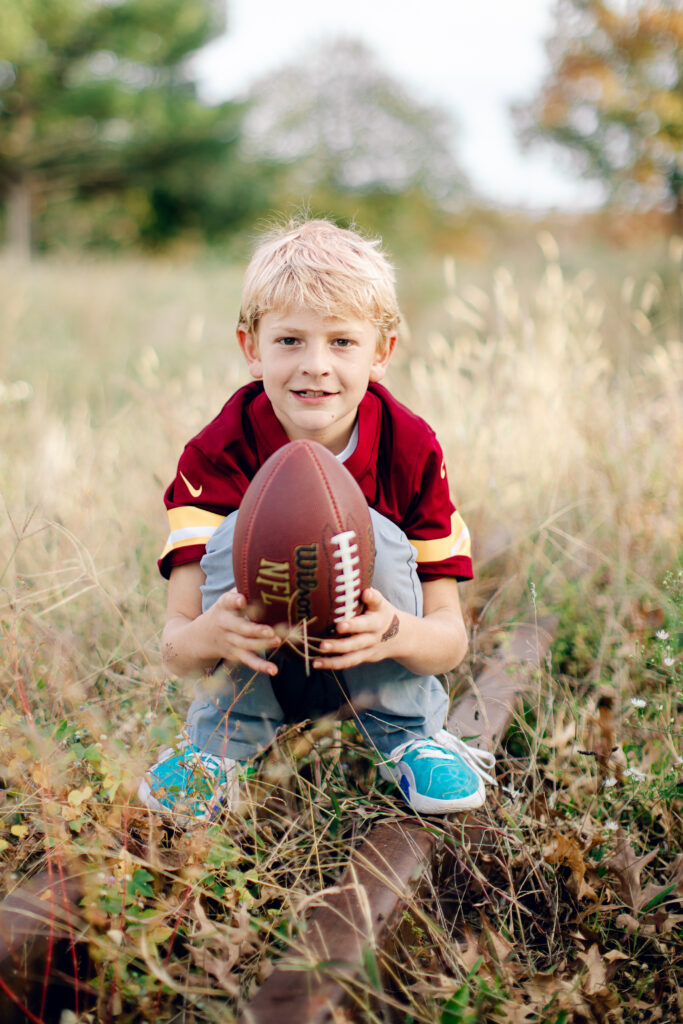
[233,440,375,637]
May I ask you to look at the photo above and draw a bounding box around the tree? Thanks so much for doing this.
[241,37,470,209]
[0,0,264,254]
[515,0,683,229]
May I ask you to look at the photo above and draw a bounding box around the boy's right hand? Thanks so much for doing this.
[162,564,281,677]
[200,589,282,675]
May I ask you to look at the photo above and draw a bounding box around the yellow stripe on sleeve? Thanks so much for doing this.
[409,511,471,564]
[167,506,226,531]
[159,506,227,561]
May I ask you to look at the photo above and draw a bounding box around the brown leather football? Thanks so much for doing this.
[233,440,375,636]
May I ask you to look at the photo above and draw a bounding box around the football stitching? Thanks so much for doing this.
[330,530,361,622]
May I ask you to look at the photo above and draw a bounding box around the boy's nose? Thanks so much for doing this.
[301,342,331,375]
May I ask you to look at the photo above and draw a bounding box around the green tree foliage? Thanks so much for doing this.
[242,37,470,210]
[0,0,268,253]
[516,0,683,228]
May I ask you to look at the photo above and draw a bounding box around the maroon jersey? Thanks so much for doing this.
[159,382,472,582]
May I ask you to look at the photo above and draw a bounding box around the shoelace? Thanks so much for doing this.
[383,729,497,787]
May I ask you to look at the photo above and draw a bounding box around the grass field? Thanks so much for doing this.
[0,234,681,1022]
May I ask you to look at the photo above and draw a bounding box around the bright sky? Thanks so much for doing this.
[194,0,605,211]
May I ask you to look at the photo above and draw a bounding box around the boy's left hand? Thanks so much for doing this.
[312,588,401,670]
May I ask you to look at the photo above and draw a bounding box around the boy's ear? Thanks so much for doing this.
[369,332,397,383]
[237,326,262,380]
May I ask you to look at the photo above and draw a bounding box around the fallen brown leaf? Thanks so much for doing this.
[577,943,607,996]
[608,829,658,911]
[186,897,260,994]
[544,831,598,900]
[187,945,239,995]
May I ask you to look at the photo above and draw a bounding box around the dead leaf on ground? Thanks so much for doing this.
[608,828,666,912]
[187,897,260,994]
[544,832,598,900]
[577,943,607,996]
[454,924,485,973]
[577,944,623,1021]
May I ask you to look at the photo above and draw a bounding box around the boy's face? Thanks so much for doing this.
[238,305,396,454]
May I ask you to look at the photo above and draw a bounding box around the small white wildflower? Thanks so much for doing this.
[656,630,669,640]
[624,767,646,782]
[603,777,618,788]
[663,656,674,667]
[630,697,647,708]
[604,820,619,831]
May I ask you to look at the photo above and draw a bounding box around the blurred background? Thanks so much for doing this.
[1,0,681,262]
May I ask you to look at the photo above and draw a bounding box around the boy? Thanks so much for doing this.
[139,219,495,820]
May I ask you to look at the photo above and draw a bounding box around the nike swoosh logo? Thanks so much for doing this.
[180,471,203,498]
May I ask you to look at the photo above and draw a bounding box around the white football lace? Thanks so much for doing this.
[330,530,361,622]
[383,729,497,786]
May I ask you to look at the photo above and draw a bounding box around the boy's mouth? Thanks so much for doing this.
[292,389,336,399]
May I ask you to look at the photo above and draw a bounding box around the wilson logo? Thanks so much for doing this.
[294,544,318,620]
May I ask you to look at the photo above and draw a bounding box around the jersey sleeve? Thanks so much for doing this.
[403,439,473,582]
[157,443,244,580]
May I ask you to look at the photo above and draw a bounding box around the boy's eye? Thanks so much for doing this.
[278,336,300,346]
[332,338,353,348]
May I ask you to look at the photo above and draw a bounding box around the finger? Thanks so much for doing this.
[217,590,247,612]
[224,632,281,654]
[335,590,386,633]
[335,606,387,630]
[312,649,377,671]
[333,613,384,636]
[223,616,278,640]
[238,650,279,676]
[316,633,375,657]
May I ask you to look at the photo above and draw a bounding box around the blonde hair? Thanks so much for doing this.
[238,219,400,347]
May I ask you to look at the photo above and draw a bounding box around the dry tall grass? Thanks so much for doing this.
[0,236,681,1022]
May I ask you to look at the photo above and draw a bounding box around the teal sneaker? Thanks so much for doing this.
[137,742,241,822]
[378,730,496,813]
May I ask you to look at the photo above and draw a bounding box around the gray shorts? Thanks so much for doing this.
[185,508,449,760]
